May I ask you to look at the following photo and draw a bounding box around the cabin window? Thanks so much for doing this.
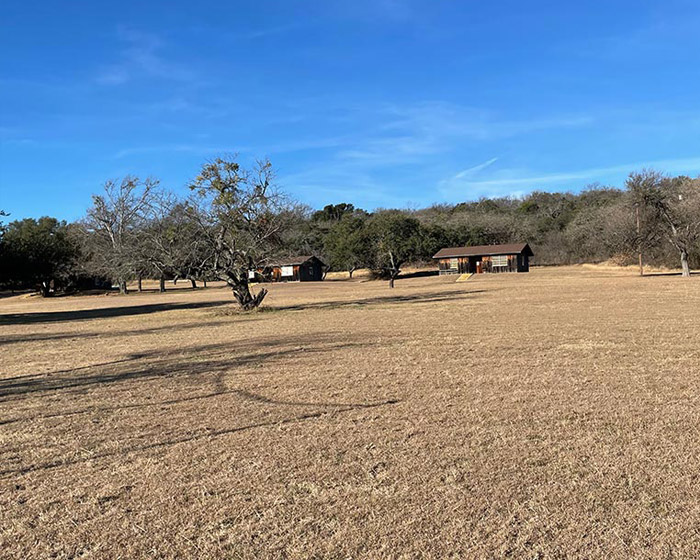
[492,255,508,267]
[449,258,458,270]
[281,266,293,277]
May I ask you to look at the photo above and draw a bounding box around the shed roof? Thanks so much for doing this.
[268,255,323,266]
[433,243,533,259]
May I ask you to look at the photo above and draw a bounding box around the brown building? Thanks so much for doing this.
[433,243,533,275]
[254,255,326,282]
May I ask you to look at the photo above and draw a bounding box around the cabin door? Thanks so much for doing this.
[476,261,482,274]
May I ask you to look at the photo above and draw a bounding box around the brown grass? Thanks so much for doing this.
[2,267,700,558]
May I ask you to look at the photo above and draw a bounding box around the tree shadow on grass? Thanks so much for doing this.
[0,299,232,326]
[0,396,401,478]
[640,271,700,277]
[0,331,401,478]
[0,333,378,401]
[0,318,255,348]
[271,289,486,312]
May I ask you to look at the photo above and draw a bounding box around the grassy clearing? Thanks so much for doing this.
[2,267,700,558]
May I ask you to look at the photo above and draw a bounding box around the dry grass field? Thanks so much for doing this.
[2,266,700,558]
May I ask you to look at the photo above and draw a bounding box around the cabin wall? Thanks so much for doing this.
[480,255,519,273]
[517,254,530,272]
[299,261,323,281]
[437,257,471,275]
[258,260,324,282]
[437,253,527,274]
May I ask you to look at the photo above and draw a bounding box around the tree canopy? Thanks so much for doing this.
[4,164,700,298]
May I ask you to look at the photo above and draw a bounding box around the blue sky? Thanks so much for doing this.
[2,0,700,220]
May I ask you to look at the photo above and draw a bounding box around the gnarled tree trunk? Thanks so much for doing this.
[159,276,166,292]
[119,280,128,295]
[681,249,691,277]
[232,282,268,310]
[224,270,267,309]
[190,278,197,289]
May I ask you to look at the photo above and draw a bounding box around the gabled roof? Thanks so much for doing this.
[268,255,324,266]
[433,243,533,259]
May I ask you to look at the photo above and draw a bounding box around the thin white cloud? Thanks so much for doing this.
[313,102,592,171]
[439,156,700,201]
[113,144,248,159]
[453,157,499,179]
[96,26,193,85]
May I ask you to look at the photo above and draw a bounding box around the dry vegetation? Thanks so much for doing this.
[2,267,700,558]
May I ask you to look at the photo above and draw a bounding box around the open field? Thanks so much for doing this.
[2,267,700,558]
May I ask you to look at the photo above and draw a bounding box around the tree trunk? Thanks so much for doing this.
[137,275,143,292]
[119,280,128,295]
[231,279,268,310]
[159,276,166,292]
[40,281,51,298]
[388,270,399,288]
[203,279,207,288]
[190,278,197,289]
[348,267,355,279]
[681,249,691,277]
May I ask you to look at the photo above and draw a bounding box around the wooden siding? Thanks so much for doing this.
[256,258,325,282]
[437,253,529,274]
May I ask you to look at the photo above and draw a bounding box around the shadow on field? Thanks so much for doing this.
[640,271,700,277]
[272,289,485,312]
[0,396,401,477]
[0,333,377,401]
[0,331,401,478]
[0,318,249,348]
[398,270,439,279]
[0,300,231,326]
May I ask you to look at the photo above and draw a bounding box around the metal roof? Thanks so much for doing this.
[432,243,533,259]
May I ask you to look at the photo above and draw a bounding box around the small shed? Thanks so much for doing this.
[257,256,326,282]
[433,243,533,275]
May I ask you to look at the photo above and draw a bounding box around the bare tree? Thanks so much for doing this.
[626,170,700,277]
[82,177,158,293]
[141,195,213,291]
[188,157,295,309]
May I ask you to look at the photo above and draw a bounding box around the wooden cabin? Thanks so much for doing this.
[433,243,533,275]
[254,256,326,282]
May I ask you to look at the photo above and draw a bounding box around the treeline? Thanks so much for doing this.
[1,161,699,306]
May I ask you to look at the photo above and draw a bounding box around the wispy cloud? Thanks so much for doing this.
[378,101,592,142]
[113,144,248,159]
[439,156,700,201]
[317,101,592,168]
[96,26,193,85]
[453,157,499,179]
[274,100,595,208]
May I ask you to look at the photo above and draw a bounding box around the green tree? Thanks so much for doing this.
[324,215,370,278]
[312,203,358,223]
[367,211,422,288]
[0,217,80,296]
